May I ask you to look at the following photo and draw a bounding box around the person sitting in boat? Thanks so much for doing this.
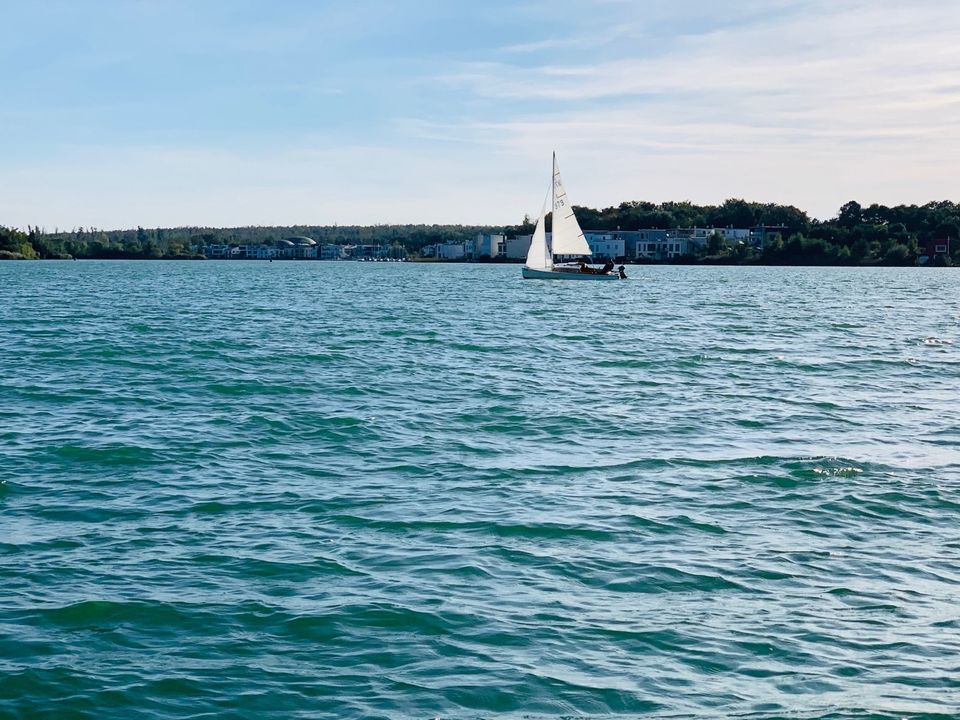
[600,259,615,275]
[618,265,627,279]
[578,261,593,274]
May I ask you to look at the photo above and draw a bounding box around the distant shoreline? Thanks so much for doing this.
[3,195,957,267]
[1,254,950,268]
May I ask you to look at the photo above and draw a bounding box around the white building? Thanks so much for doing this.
[716,228,751,242]
[583,232,624,259]
[661,238,689,257]
[470,233,505,259]
[624,230,667,258]
[624,230,691,259]
[437,243,466,260]
[505,235,532,260]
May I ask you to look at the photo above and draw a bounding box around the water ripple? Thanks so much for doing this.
[2,262,960,719]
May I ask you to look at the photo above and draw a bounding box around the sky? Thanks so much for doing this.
[1,0,958,230]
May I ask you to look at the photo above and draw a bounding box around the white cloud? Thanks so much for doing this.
[420,0,960,218]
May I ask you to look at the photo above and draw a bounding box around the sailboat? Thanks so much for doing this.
[522,153,624,281]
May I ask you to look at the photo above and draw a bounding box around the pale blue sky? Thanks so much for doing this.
[2,0,958,229]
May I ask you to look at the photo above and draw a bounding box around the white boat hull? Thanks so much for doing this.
[522,266,621,281]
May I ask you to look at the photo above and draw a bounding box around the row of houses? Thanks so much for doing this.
[198,237,401,260]
[421,233,505,261]
[198,225,796,263]
[424,226,788,261]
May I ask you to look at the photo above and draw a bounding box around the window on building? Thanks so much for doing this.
[936,244,947,254]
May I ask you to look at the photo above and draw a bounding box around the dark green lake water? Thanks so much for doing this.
[2,261,959,719]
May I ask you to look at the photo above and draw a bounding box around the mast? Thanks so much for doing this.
[549,151,556,261]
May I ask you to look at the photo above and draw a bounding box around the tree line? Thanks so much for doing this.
[2,198,958,265]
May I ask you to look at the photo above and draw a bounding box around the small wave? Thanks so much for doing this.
[205,380,313,396]
[327,514,616,542]
[448,342,509,353]
[330,602,472,637]
[36,504,148,523]
[623,514,727,536]
[35,599,200,630]
[593,358,656,369]
[189,553,364,580]
[602,565,746,594]
[812,465,863,477]
[45,443,166,466]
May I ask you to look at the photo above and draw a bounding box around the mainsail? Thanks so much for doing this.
[550,159,591,256]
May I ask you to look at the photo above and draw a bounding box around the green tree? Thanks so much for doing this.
[710,199,758,228]
[706,232,726,256]
[849,238,872,264]
[783,234,805,261]
[934,222,959,240]
[762,232,784,259]
[883,242,915,266]
[837,200,862,228]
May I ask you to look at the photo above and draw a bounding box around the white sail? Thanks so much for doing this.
[550,160,591,256]
[524,194,552,270]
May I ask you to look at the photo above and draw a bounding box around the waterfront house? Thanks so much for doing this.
[627,230,669,259]
[286,237,318,259]
[422,243,467,260]
[275,239,295,258]
[505,235,532,260]
[583,232,625,260]
[469,233,505,259]
[618,229,694,259]
[320,244,345,260]
[919,238,951,264]
[749,225,790,249]
[437,243,466,260]
[247,245,278,260]
[201,243,232,258]
[717,228,751,243]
